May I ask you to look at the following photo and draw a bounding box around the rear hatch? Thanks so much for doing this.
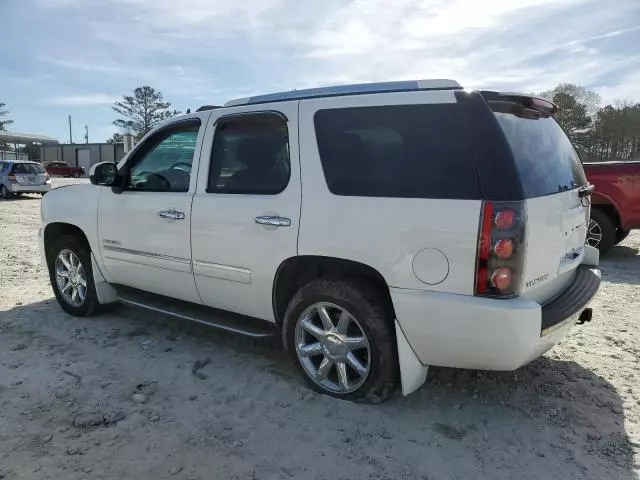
[12,162,48,185]
[486,93,590,304]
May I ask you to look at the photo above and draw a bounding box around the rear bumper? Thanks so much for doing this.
[541,266,601,335]
[8,183,51,193]
[392,265,601,371]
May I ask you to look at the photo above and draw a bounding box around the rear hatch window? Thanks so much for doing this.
[12,163,46,174]
[488,98,587,197]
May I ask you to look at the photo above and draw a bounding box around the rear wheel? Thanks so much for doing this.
[283,278,398,403]
[615,229,631,245]
[587,208,616,254]
[47,234,99,316]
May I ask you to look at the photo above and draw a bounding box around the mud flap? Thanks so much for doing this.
[395,320,428,395]
[91,253,117,304]
[582,244,600,267]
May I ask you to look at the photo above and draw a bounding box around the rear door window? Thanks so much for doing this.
[313,104,480,199]
[207,113,290,195]
[491,107,587,198]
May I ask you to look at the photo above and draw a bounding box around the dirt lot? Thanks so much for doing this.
[1,180,639,479]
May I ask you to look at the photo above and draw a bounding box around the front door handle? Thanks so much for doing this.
[158,209,185,220]
[255,215,291,227]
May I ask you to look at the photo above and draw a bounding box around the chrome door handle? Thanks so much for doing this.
[158,209,185,220]
[254,215,291,227]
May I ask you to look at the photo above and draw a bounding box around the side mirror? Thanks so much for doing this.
[89,162,118,186]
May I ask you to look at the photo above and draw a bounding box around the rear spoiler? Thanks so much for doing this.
[480,91,558,117]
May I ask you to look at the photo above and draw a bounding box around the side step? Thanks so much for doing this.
[113,285,277,339]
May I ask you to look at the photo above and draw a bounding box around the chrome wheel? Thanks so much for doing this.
[54,249,87,307]
[586,219,602,247]
[294,302,371,394]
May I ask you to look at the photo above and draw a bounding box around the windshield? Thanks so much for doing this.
[12,163,46,174]
[492,109,587,198]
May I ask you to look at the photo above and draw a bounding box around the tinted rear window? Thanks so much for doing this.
[314,104,480,199]
[12,163,46,174]
[492,109,587,198]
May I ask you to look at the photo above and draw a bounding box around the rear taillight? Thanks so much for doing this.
[7,174,16,183]
[475,201,525,297]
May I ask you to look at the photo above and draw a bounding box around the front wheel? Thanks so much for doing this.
[47,234,99,316]
[283,279,398,403]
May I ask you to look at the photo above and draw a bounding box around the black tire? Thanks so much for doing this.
[1,184,11,199]
[615,229,631,245]
[47,234,99,317]
[588,208,616,255]
[282,278,398,403]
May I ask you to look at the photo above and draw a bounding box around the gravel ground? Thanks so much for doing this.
[1,179,639,479]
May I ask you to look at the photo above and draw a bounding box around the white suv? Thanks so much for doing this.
[40,80,601,402]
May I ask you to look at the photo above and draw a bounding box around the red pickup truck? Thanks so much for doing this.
[44,161,85,178]
[584,161,640,253]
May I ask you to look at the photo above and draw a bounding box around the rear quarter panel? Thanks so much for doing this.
[297,91,481,295]
[584,162,640,229]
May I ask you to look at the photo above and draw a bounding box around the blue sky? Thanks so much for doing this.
[1,0,639,143]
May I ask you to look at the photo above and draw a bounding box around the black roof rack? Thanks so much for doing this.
[196,105,222,112]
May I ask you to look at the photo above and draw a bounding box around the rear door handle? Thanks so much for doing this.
[158,209,185,220]
[254,216,291,227]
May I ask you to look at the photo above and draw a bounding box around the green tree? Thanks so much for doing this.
[0,101,13,131]
[540,84,600,148]
[23,143,41,161]
[106,132,123,144]
[590,102,640,162]
[112,86,180,137]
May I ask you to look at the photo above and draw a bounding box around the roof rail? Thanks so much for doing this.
[225,79,462,107]
[196,105,222,112]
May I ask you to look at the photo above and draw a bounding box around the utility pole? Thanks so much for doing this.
[84,125,89,144]
[68,115,73,144]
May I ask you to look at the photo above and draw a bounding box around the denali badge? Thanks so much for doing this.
[526,273,550,288]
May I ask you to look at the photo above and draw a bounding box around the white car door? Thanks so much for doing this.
[190,104,301,321]
[97,115,210,303]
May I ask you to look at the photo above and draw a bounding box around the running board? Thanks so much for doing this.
[113,285,277,339]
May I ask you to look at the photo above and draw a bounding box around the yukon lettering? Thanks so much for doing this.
[526,274,550,288]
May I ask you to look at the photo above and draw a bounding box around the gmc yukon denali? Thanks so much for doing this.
[40,80,601,402]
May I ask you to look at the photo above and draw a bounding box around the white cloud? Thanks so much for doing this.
[14,0,640,138]
[596,70,640,105]
[46,94,118,106]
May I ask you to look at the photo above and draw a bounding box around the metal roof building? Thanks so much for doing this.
[0,131,59,145]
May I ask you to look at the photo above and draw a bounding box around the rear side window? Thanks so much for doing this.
[12,163,46,174]
[491,108,587,198]
[313,104,480,199]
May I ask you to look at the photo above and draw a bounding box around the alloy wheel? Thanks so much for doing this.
[586,219,602,248]
[294,302,371,394]
[55,249,87,307]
